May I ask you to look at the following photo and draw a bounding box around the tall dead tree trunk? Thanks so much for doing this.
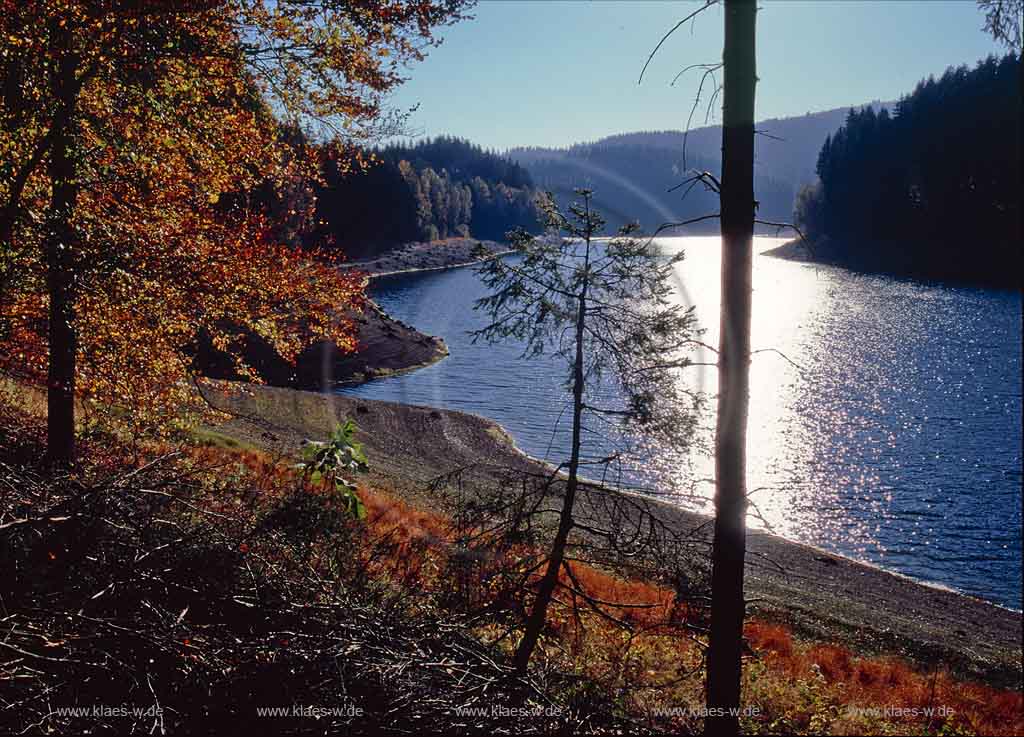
[706,1,756,735]
[46,20,79,467]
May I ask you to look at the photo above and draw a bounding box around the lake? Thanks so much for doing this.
[338,236,1023,610]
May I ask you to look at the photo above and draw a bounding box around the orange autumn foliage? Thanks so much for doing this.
[5,392,1015,736]
[351,479,1022,736]
[0,0,470,439]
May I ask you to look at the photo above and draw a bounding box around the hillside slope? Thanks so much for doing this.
[509,101,893,234]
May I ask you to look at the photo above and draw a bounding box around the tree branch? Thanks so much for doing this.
[638,0,720,85]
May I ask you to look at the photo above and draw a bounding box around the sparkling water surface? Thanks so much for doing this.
[339,237,1023,610]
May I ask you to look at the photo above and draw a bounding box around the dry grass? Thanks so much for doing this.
[0,405,629,735]
[1,388,1020,735]
[349,469,1024,735]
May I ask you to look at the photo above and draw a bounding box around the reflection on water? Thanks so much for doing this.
[339,237,1023,609]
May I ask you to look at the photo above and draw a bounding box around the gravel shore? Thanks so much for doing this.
[204,382,1022,690]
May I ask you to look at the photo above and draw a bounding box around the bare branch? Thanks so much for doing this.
[638,0,719,85]
[670,61,723,88]
[750,347,806,374]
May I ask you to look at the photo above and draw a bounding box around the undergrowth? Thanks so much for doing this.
[0,397,1020,735]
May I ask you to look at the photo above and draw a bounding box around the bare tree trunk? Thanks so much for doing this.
[513,210,593,673]
[706,1,756,735]
[46,21,79,468]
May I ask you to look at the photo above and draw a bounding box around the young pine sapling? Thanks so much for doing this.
[472,189,703,671]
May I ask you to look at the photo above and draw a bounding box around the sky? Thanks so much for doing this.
[385,0,1008,150]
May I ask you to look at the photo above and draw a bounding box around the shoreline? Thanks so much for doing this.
[239,238,1022,681]
[308,238,514,386]
[204,382,1023,690]
[760,238,819,263]
[342,237,514,280]
[337,237,1021,611]
[762,237,1024,291]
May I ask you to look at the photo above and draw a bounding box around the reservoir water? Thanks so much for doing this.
[338,237,1023,610]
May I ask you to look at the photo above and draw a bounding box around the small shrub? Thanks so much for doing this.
[298,419,368,518]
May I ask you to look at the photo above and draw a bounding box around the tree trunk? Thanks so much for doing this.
[706,1,756,735]
[46,22,79,468]
[513,210,593,673]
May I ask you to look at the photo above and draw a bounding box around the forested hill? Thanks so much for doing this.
[512,143,794,235]
[313,105,896,256]
[314,136,538,259]
[794,54,1020,287]
[508,102,892,234]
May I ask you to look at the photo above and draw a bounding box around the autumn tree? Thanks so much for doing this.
[0,0,470,464]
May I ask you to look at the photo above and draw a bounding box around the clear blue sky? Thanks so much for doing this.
[386,0,1006,150]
